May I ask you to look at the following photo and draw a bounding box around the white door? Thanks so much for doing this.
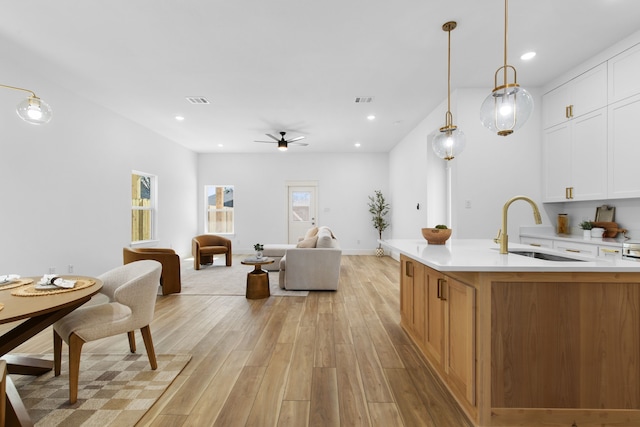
[288,185,317,243]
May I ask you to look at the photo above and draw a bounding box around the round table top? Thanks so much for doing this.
[0,275,103,324]
[241,257,275,266]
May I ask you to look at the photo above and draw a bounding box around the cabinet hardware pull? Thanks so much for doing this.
[565,187,570,199]
[569,104,574,118]
[405,261,413,277]
[437,278,447,301]
[565,105,570,119]
[570,187,574,199]
[566,249,581,253]
[529,243,541,247]
[601,249,620,253]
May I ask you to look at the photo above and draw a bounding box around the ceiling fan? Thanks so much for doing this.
[254,131,308,151]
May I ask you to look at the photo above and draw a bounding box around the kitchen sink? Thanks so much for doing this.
[509,250,586,262]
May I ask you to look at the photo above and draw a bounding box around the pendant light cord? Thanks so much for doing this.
[503,0,509,87]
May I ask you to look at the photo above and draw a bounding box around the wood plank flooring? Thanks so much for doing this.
[5,255,472,427]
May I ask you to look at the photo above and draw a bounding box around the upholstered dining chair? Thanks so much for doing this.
[53,260,162,404]
[123,247,181,294]
[192,234,232,269]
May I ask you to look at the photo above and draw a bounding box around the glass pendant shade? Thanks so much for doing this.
[479,83,533,136]
[16,96,53,125]
[432,20,464,160]
[278,141,288,151]
[480,0,533,136]
[432,127,466,161]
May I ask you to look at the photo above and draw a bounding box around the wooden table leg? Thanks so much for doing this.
[246,266,270,299]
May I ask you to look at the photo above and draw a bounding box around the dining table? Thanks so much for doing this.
[0,275,103,426]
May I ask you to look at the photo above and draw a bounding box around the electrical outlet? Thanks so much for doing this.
[465,200,472,209]
[68,264,74,273]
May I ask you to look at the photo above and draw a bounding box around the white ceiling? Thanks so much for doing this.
[2,0,640,153]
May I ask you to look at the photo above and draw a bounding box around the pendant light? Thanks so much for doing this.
[0,83,53,125]
[479,0,533,136]
[432,21,465,161]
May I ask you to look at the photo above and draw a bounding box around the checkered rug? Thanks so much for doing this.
[11,352,191,426]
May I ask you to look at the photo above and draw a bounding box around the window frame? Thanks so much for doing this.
[131,170,158,244]
[204,184,234,235]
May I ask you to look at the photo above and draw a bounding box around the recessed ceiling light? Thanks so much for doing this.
[355,142,361,148]
[521,51,536,60]
[217,144,223,148]
[367,115,376,121]
[175,115,185,121]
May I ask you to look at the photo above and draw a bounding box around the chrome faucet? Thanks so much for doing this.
[494,195,542,254]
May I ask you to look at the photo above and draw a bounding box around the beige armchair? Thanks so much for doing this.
[123,247,181,294]
[53,260,162,403]
[192,234,232,269]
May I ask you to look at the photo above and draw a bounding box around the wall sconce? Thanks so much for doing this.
[0,83,53,125]
[479,0,533,136]
[432,21,466,160]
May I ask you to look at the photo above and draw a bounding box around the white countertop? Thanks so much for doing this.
[380,238,640,272]
[519,225,625,247]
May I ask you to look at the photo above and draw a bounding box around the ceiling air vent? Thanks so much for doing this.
[355,96,374,103]
[186,96,211,105]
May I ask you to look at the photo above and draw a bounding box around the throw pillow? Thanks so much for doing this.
[296,236,318,248]
[304,226,319,239]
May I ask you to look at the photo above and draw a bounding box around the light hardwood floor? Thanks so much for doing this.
[9,255,472,427]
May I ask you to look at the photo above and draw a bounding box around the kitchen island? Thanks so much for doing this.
[381,239,640,427]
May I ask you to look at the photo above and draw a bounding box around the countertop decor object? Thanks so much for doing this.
[421,226,452,245]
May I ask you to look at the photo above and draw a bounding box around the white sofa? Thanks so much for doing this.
[277,226,342,291]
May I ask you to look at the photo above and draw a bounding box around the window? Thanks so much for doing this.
[131,172,156,242]
[205,185,234,234]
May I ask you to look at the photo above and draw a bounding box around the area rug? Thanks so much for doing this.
[180,256,309,297]
[11,352,191,427]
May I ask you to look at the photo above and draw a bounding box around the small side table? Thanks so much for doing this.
[241,257,275,299]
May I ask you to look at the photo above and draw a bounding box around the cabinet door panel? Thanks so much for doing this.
[608,94,640,199]
[571,63,607,117]
[542,123,572,202]
[400,256,413,328]
[446,278,476,406]
[424,267,444,369]
[571,108,608,201]
[609,42,640,104]
[543,84,571,129]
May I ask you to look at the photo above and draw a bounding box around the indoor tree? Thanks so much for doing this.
[368,190,390,256]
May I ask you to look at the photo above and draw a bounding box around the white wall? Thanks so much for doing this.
[390,88,547,243]
[452,88,545,240]
[197,152,388,254]
[389,97,447,239]
[0,53,198,277]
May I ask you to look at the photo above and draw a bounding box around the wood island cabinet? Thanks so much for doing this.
[398,253,640,426]
[400,255,477,417]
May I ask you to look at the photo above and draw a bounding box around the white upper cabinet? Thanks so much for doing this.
[543,63,608,129]
[543,108,608,202]
[608,43,640,104]
[608,93,640,199]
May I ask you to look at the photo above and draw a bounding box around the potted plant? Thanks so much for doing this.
[579,221,593,239]
[368,190,390,257]
[254,243,264,259]
[421,224,452,244]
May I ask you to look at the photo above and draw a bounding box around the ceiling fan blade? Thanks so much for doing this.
[266,133,280,142]
[289,142,309,146]
[254,140,276,143]
[287,136,305,142]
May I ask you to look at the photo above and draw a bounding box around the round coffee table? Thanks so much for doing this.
[241,257,275,299]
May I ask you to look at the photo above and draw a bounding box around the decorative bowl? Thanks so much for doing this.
[421,228,452,244]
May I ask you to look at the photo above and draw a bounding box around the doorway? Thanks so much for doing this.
[287,183,318,243]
